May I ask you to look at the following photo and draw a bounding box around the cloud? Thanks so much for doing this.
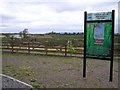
[0,0,119,33]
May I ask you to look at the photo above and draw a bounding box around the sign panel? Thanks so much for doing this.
[86,12,113,59]
[83,10,115,82]
[86,23,112,58]
[87,12,112,20]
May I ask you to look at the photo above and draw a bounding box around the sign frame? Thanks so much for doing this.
[83,10,115,82]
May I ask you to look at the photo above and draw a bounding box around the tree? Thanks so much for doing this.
[19,28,28,39]
[73,32,76,35]
[4,34,10,38]
[23,28,28,38]
[19,31,23,38]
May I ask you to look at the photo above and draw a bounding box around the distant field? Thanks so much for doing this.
[2,34,84,46]
[2,34,119,45]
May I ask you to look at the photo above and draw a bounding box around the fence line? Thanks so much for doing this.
[1,41,120,57]
[1,41,84,57]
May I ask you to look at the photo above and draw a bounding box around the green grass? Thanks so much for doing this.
[12,64,33,77]
[32,84,46,88]
[114,43,120,46]
[114,60,120,63]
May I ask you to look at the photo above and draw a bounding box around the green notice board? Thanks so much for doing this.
[83,10,115,81]
[86,12,113,59]
[86,23,112,58]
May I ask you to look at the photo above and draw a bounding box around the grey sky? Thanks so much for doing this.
[0,0,119,34]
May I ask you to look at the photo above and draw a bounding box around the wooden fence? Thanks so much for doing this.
[1,41,84,57]
[1,41,120,57]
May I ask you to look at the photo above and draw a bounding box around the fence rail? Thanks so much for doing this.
[1,42,84,57]
[1,41,120,57]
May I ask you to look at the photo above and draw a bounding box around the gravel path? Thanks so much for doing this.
[1,74,33,89]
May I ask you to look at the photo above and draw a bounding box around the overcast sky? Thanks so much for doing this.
[0,0,119,34]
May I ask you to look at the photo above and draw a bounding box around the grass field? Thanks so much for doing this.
[2,52,118,88]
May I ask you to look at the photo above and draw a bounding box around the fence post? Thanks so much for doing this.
[11,37,14,53]
[32,41,34,50]
[65,45,67,56]
[19,43,21,49]
[28,42,30,54]
[32,42,34,50]
[45,45,48,55]
[7,43,9,48]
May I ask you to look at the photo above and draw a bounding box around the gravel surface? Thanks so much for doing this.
[2,53,119,88]
[1,74,33,89]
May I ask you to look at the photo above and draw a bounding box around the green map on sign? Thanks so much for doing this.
[86,23,112,58]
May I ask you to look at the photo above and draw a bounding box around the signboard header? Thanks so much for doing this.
[87,12,112,21]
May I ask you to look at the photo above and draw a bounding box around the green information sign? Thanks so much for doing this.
[85,12,113,59]
[83,10,115,82]
[86,23,112,58]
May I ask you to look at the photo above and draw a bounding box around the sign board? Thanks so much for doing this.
[83,10,115,82]
[86,22,112,58]
[87,12,112,20]
[85,12,113,59]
